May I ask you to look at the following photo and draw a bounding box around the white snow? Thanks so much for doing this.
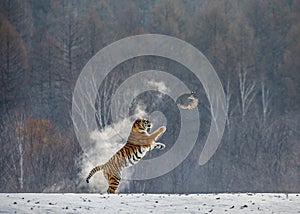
[0,193,299,213]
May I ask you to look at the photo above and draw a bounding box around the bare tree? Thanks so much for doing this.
[0,108,27,191]
[224,77,234,128]
[230,15,257,120]
[0,13,28,116]
[237,67,256,120]
[14,110,26,190]
[147,0,190,39]
[81,8,104,59]
[261,79,272,126]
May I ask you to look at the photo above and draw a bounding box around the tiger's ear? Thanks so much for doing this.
[136,119,141,123]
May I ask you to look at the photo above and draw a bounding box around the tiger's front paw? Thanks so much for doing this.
[159,126,166,133]
[155,143,166,150]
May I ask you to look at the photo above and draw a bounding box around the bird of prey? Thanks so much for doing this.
[176,91,199,110]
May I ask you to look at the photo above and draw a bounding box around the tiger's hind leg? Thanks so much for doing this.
[103,171,121,194]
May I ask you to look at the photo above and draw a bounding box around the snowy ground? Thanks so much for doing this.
[0,193,299,214]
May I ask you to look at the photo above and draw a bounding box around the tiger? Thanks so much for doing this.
[86,118,166,193]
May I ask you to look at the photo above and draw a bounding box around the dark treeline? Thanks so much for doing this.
[0,0,299,193]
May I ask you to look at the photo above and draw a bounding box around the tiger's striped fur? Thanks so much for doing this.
[86,118,166,193]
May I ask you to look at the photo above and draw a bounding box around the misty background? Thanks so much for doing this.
[0,0,299,193]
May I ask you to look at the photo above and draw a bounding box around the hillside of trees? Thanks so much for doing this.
[0,0,299,193]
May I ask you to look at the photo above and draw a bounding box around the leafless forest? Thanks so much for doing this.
[0,0,299,193]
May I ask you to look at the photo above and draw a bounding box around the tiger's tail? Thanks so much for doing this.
[86,165,103,183]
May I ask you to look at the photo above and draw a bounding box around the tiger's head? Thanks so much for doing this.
[132,118,152,133]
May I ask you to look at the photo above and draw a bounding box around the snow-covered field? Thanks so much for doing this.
[0,193,299,213]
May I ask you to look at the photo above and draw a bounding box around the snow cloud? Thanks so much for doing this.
[148,80,170,94]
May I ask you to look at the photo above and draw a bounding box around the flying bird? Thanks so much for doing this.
[176,91,199,110]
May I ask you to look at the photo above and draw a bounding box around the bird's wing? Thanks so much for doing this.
[178,98,199,110]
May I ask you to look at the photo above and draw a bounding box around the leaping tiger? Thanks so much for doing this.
[86,118,166,193]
